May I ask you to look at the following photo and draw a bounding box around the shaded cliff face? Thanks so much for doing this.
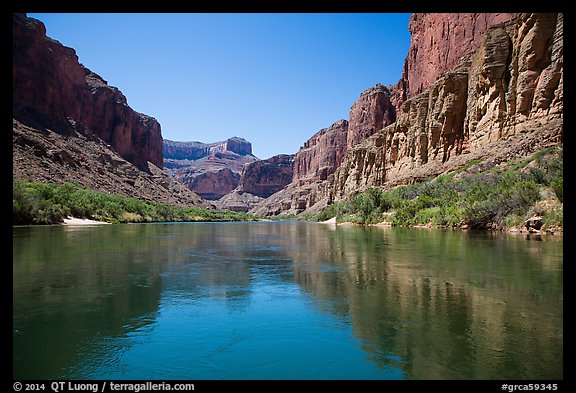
[393,13,518,107]
[178,168,241,200]
[347,84,395,148]
[293,119,349,182]
[237,154,295,197]
[328,13,563,202]
[13,14,163,170]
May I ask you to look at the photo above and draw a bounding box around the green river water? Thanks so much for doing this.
[13,222,563,380]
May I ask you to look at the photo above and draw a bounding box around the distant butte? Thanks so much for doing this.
[163,137,258,200]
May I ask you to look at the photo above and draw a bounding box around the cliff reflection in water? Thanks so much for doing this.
[13,225,165,379]
[13,222,562,379]
[287,224,563,379]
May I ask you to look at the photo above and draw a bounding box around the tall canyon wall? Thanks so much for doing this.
[13,13,163,170]
[328,12,562,203]
[251,82,398,216]
[13,13,211,207]
[252,13,563,216]
[393,13,519,107]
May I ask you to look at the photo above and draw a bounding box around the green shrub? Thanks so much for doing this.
[312,146,562,230]
[551,179,563,202]
[13,181,259,225]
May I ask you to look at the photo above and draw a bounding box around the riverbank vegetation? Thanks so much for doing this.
[312,146,563,232]
[13,181,258,225]
[13,147,563,231]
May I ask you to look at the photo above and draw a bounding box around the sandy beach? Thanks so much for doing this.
[62,216,110,225]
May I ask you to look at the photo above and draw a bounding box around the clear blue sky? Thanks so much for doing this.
[28,13,412,159]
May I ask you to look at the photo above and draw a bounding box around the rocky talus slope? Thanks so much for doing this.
[13,119,211,207]
[13,13,210,208]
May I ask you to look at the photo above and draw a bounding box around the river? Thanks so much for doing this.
[13,222,563,380]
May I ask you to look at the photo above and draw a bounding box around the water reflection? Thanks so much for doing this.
[13,225,164,379]
[289,225,563,379]
[13,223,562,379]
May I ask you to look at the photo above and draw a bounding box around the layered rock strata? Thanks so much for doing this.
[293,119,349,182]
[163,137,253,162]
[178,167,241,201]
[346,84,396,148]
[253,13,563,216]
[236,154,295,198]
[250,119,350,216]
[216,154,295,212]
[393,13,518,107]
[328,13,563,203]
[163,137,258,200]
[250,85,395,216]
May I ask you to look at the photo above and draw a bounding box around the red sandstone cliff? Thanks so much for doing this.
[250,82,396,216]
[236,154,295,198]
[252,13,563,216]
[393,13,518,108]
[347,84,396,148]
[328,13,563,203]
[13,14,209,208]
[215,154,295,212]
[13,13,163,170]
[293,119,349,182]
[178,168,241,201]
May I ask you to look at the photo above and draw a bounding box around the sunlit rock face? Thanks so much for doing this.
[253,13,562,215]
[392,12,518,108]
[293,119,349,182]
[250,119,347,216]
[325,13,563,203]
[347,84,396,149]
[163,137,258,200]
